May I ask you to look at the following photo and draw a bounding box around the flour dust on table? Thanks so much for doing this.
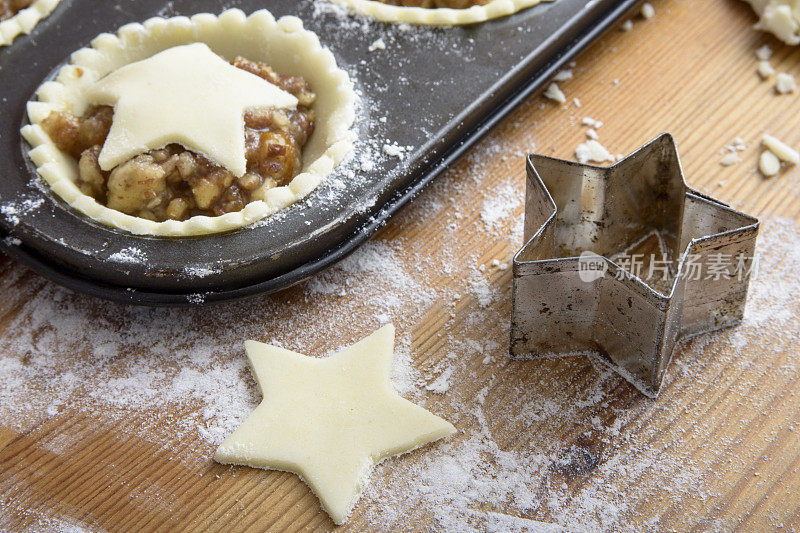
[0,124,798,529]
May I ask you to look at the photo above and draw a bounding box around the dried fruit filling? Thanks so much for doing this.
[0,0,33,21]
[40,57,316,222]
[375,0,490,8]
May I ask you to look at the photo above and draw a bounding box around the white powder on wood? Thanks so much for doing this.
[357,218,800,531]
[480,182,523,231]
[1,88,798,529]
[425,366,454,394]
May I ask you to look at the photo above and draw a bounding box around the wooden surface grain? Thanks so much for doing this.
[2,0,800,531]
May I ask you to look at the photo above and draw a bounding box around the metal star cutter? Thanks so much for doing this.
[510,134,759,397]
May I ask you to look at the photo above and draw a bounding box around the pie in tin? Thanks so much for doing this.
[327,0,550,25]
[22,9,357,236]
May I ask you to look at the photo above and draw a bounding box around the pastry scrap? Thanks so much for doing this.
[543,82,566,104]
[760,133,799,176]
[327,0,552,26]
[575,140,615,164]
[0,0,59,46]
[22,10,356,236]
[775,72,798,93]
[745,0,800,44]
[214,324,456,525]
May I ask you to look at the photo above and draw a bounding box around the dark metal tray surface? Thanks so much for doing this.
[0,0,640,305]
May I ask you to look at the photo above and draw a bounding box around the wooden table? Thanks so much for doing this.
[2,0,800,530]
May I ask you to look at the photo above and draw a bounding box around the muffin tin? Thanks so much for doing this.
[0,0,639,305]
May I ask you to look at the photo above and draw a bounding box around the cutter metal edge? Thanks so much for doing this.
[510,133,760,398]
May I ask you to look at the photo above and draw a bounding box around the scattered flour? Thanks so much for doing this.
[0,60,798,529]
[358,218,800,531]
[480,182,522,231]
[108,247,147,264]
[426,366,455,394]
[0,127,533,530]
[183,265,222,278]
[0,196,44,227]
[0,168,798,532]
[383,142,411,158]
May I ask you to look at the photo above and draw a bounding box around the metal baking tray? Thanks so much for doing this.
[0,0,640,305]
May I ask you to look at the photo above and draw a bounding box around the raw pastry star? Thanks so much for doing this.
[87,43,298,177]
[214,324,456,525]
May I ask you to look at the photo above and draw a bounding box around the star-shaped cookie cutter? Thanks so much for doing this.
[510,134,759,398]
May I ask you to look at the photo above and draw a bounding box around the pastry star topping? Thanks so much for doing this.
[214,324,456,525]
[86,43,298,177]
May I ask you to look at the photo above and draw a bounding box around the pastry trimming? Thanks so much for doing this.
[327,0,551,26]
[0,0,59,47]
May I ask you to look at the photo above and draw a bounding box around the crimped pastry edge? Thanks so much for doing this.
[326,0,548,25]
[0,0,60,46]
[21,8,357,236]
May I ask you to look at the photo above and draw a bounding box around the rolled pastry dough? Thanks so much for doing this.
[214,324,456,525]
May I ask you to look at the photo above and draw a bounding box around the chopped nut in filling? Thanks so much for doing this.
[0,0,33,21]
[40,57,315,222]
[375,0,489,8]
